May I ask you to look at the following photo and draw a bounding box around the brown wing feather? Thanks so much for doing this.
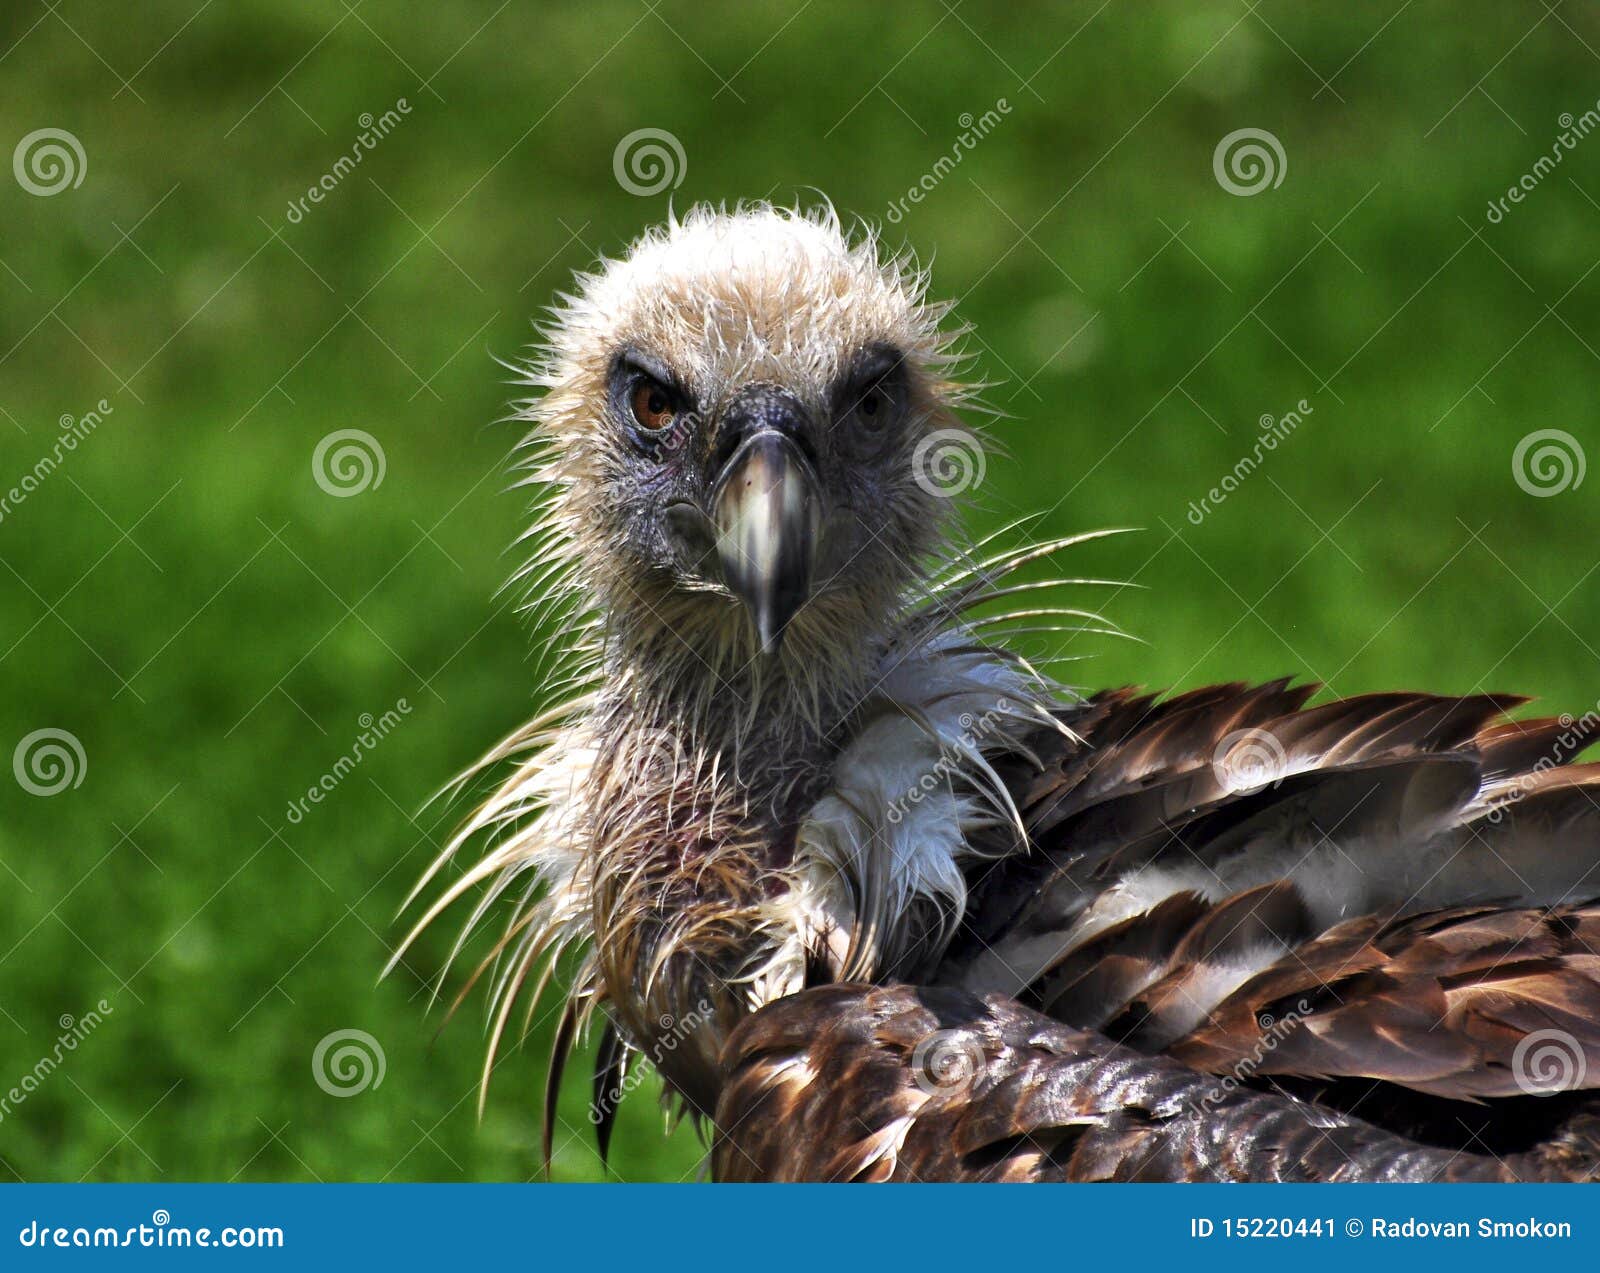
[713,984,1591,1182]
[937,681,1600,1163]
[1169,901,1600,1100]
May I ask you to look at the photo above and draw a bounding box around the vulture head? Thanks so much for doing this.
[527,205,974,689]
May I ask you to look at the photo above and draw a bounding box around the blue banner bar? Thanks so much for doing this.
[1,1185,1592,1270]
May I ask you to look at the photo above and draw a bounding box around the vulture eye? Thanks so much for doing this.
[630,380,676,433]
[837,347,905,440]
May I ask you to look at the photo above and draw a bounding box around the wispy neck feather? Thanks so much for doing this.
[602,600,878,763]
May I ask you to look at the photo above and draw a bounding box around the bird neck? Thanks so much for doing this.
[600,621,884,825]
[579,619,890,1112]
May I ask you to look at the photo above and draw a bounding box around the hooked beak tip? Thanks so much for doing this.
[753,590,793,657]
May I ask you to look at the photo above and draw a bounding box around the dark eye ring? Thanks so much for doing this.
[630,379,676,432]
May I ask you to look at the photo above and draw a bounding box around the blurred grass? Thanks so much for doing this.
[1,2,1598,1182]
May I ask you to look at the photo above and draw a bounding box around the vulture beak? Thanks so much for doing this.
[711,429,823,655]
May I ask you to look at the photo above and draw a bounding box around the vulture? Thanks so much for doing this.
[395,204,1600,1182]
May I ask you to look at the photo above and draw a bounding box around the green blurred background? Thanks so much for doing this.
[2,2,1597,1182]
